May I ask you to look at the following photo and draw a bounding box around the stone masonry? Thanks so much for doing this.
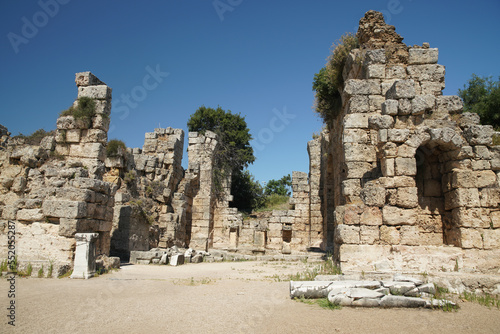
[1,11,498,281]
[308,10,500,274]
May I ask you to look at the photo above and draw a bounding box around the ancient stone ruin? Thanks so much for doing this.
[0,11,499,288]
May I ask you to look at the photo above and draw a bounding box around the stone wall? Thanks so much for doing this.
[320,11,500,274]
[0,72,115,276]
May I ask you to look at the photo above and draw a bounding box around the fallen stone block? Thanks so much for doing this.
[170,254,185,266]
[380,295,427,308]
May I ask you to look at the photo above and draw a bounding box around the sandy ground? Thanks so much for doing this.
[1,260,499,334]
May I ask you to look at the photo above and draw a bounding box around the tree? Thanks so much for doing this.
[187,106,256,209]
[230,169,265,213]
[458,74,500,129]
[312,33,359,128]
[264,174,292,196]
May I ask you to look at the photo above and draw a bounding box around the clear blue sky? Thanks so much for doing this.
[1,0,499,184]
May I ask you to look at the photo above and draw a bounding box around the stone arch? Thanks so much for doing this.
[412,127,465,247]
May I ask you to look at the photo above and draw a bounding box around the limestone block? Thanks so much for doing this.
[170,254,185,266]
[382,99,398,116]
[417,215,443,233]
[366,64,385,79]
[380,295,426,308]
[396,187,418,208]
[458,112,481,128]
[43,200,87,218]
[435,96,463,115]
[385,66,406,79]
[451,170,496,189]
[361,185,385,207]
[408,48,438,64]
[400,226,420,246]
[368,115,394,129]
[381,158,395,177]
[445,188,480,210]
[335,225,360,244]
[382,206,417,226]
[380,225,400,244]
[483,229,500,249]
[364,49,386,64]
[369,95,385,111]
[397,144,416,158]
[420,233,443,246]
[479,188,500,207]
[411,95,435,115]
[343,205,361,225]
[347,95,370,113]
[75,72,104,87]
[463,125,494,146]
[398,99,412,116]
[395,157,416,176]
[63,129,80,143]
[92,115,110,132]
[57,116,90,130]
[17,209,44,222]
[420,81,444,95]
[344,113,369,128]
[386,80,415,99]
[345,162,373,179]
[388,129,410,143]
[407,65,445,82]
[471,160,490,171]
[69,143,106,161]
[452,208,491,228]
[460,228,483,249]
[491,211,500,228]
[345,144,376,162]
[342,179,361,197]
[83,129,107,143]
[360,226,379,244]
[360,207,382,226]
[474,146,491,160]
[78,85,111,100]
[343,129,370,143]
[72,178,109,193]
[344,79,381,96]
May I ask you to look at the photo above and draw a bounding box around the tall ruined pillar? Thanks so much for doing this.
[55,72,111,178]
[187,131,218,250]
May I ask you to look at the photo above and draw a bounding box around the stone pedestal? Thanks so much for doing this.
[71,233,99,279]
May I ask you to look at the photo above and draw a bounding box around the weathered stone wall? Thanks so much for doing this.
[326,11,500,273]
[0,72,115,276]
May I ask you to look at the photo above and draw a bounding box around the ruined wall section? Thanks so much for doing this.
[331,11,500,273]
[0,72,115,276]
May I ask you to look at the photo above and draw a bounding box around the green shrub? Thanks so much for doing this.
[313,32,359,127]
[60,96,98,123]
[12,128,55,145]
[106,139,126,157]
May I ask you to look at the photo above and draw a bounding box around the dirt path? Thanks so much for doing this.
[1,261,499,333]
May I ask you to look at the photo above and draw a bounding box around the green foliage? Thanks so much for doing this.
[460,291,500,309]
[288,258,341,281]
[47,261,53,278]
[12,128,55,145]
[188,106,255,204]
[313,33,359,127]
[124,170,136,185]
[38,265,44,278]
[458,74,500,129]
[106,139,126,157]
[264,174,292,196]
[0,259,8,272]
[294,296,342,310]
[58,269,73,279]
[255,194,290,212]
[60,96,98,124]
[230,169,265,213]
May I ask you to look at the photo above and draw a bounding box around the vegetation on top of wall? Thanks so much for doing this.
[458,74,500,130]
[12,128,55,145]
[60,96,99,122]
[106,139,127,157]
[313,33,359,128]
